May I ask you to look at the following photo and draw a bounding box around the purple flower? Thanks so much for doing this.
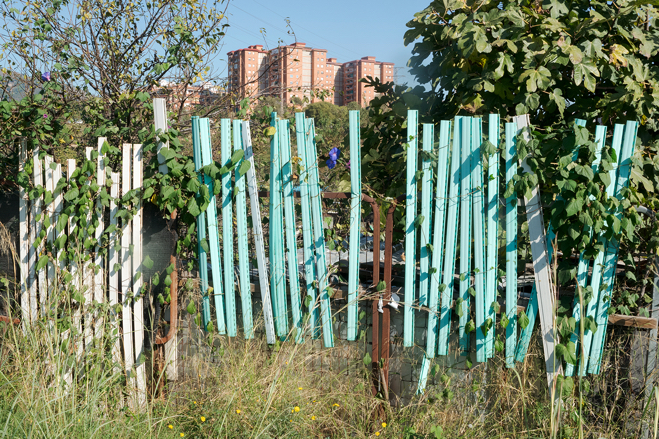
[346,160,351,170]
[43,114,48,118]
[41,72,51,82]
[329,147,340,162]
[326,159,336,169]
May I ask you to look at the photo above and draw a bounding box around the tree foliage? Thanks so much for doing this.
[359,0,659,316]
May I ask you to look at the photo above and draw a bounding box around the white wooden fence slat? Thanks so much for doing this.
[19,140,29,327]
[121,143,136,403]
[132,143,147,407]
[109,171,121,373]
[67,159,83,365]
[154,98,169,175]
[94,138,106,341]
[44,155,55,318]
[83,147,94,351]
[514,114,562,395]
[242,121,275,345]
[54,164,64,300]
[32,146,43,322]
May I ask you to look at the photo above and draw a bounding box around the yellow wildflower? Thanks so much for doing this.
[311,416,316,420]
[236,409,241,414]
[333,403,340,407]
[294,406,300,412]
[298,387,303,390]
[382,422,387,428]
[375,432,380,437]
[168,425,173,429]
[193,401,197,405]
[200,416,206,422]
[180,434,185,437]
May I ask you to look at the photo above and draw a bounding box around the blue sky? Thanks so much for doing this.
[219,0,429,86]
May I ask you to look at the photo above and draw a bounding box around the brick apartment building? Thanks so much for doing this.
[151,80,223,110]
[227,42,394,107]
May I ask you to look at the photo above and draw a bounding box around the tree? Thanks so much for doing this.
[0,0,229,146]
[402,0,658,129]
[359,0,659,305]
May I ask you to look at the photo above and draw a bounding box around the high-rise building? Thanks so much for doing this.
[227,42,394,107]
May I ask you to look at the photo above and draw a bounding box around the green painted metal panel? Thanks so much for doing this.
[198,117,226,335]
[234,119,254,339]
[305,118,334,347]
[279,119,302,343]
[458,116,472,353]
[221,118,237,337]
[438,116,462,356]
[588,120,638,374]
[485,114,499,358]
[191,116,211,330]
[269,113,288,337]
[295,112,318,339]
[404,110,419,347]
[347,110,361,341]
[504,121,518,368]
[473,118,487,362]
[565,123,606,376]
[419,123,434,309]
[426,120,451,359]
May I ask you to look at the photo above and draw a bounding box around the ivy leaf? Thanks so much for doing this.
[199,238,210,254]
[465,319,476,334]
[518,311,530,330]
[363,352,372,366]
[36,255,49,271]
[186,300,197,315]
[187,197,201,217]
[238,160,251,177]
[264,126,276,136]
[501,313,509,328]
[64,187,79,202]
[230,150,244,165]
[143,255,154,270]
[480,318,492,336]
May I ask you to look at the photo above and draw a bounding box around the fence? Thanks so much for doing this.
[10,99,654,405]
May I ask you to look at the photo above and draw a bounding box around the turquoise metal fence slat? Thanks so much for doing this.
[588,120,639,374]
[295,112,319,339]
[579,124,625,370]
[438,116,462,356]
[426,121,451,358]
[404,109,419,348]
[347,110,361,341]
[504,121,518,367]
[419,123,434,309]
[458,116,472,353]
[305,117,335,347]
[198,117,226,335]
[191,117,211,330]
[473,117,487,362]
[486,114,500,358]
[221,119,237,337]
[269,113,288,337]
[234,119,254,339]
[565,124,607,376]
[279,119,303,343]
